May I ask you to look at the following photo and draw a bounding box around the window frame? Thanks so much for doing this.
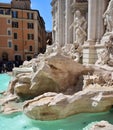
[7,29,12,36]
[14,33,18,39]
[27,34,34,40]
[12,21,18,28]
[8,40,12,48]
[12,11,18,18]
[14,45,18,51]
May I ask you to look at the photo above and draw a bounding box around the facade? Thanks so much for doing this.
[0,0,46,62]
[51,0,111,64]
[51,0,88,46]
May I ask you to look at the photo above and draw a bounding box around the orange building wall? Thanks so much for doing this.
[0,6,46,62]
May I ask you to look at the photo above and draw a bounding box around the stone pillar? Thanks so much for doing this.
[65,0,73,44]
[83,0,108,64]
[58,0,64,46]
[83,0,98,64]
[87,0,98,43]
[96,0,109,43]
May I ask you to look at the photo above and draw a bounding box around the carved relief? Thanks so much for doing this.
[103,0,113,33]
[96,35,113,67]
[70,10,87,45]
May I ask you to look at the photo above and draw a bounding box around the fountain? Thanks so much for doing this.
[1,0,113,129]
[0,42,113,130]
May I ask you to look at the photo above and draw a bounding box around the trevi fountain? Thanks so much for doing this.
[1,0,113,130]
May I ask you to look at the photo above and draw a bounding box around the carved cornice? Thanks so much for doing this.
[71,2,88,14]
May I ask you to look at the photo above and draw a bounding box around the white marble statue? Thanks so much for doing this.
[96,36,113,66]
[103,0,113,33]
[70,10,87,45]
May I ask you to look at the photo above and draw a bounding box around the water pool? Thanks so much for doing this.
[0,74,113,130]
[0,73,12,92]
[0,111,113,130]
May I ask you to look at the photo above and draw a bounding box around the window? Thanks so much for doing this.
[14,45,18,51]
[14,33,18,39]
[8,40,12,48]
[12,21,18,28]
[12,11,18,18]
[27,12,33,19]
[29,46,32,51]
[38,36,41,42]
[27,23,34,29]
[5,9,11,15]
[27,34,34,40]
[7,19,11,24]
[0,9,4,14]
[7,29,11,35]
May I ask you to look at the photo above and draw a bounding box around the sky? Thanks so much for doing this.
[0,0,52,31]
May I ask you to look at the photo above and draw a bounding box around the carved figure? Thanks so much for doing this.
[70,10,87,45]
[96,35,113,66]
[103,0,113,32]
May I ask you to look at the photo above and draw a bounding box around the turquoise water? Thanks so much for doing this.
[0,73,11,92]
[0,111,113,130]
[0,74,113,130]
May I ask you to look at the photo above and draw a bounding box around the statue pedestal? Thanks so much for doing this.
[83,41,105,65]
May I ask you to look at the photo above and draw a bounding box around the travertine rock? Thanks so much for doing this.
[99,33,113,67]
[13,67,33,76]
[10,54,93,99]
[23,87,113,120]
[89,121,113,130]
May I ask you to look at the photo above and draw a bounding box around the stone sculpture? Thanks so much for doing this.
[103,0,113,33]
[96,35,113,67]
[61,43,82,62]
[70,10,87,45]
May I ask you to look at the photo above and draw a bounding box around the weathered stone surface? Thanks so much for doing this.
[30,54,93,94]
[89,121,113,130]
[23,87,113,120]
[0,94,22,114]
[18,75,31,84]
[10,54,93,99]
[13,67,33,76]
[14,83,31,97]
[98,32,113,68]
[8,78,18,94]
[46,54,92,91]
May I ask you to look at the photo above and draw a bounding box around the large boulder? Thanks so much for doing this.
[23,86,113,120]
[11,54,93,99]
[30,54,93,93]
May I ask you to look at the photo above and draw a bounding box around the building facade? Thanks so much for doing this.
[0,0,46,62]
[51,0,111,64]
[51,0,88,46]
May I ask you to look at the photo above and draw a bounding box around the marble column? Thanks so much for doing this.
[96,0,109,43]
[65,0,73,44]
[83,0,107,64]
[87,0,98,43]
[58,0,64,46]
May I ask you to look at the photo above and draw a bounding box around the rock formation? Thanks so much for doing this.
[5,44,92,100]
[98,35,113,67]
[1,43,113,121]
[23,87,113,120]
[8,54,92,100]
[89,121,113,130]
